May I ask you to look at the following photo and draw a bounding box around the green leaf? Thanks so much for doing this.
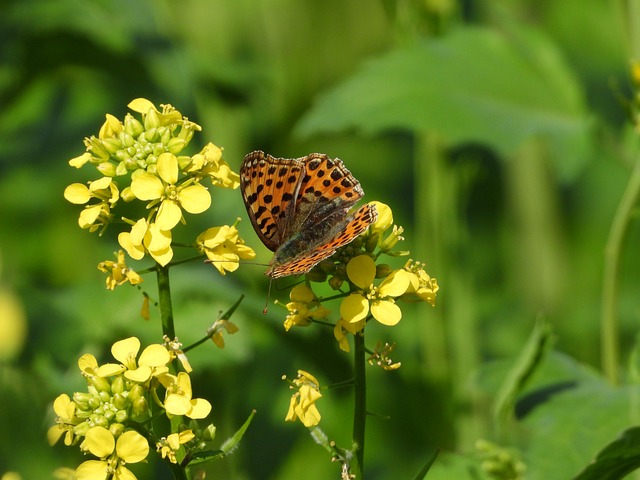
[296,26,590,180]
[413,449,440,480]
[573,427,640,480]
[523,384,640,479]
[492,317,552,430]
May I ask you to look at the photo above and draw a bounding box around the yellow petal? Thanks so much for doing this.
[89,177,113,192]
[340,294,369,323]
[371,300,402,326]
[118,232,145,260]
[290,285,315,303]
[346,255,376,289]
[75,460,108,480]
[165,394,191,416]
[69,152,92,168]
[83,426,115,457]
[95,363,126,377]
[124,365,152,383]
[115,430,149,463]
[378,269,411,297]
[187,398,212,419]
[64,184,91,204]
[130,170,164,201]
[78,205,103,228]
[178,184,211,214]
[52,394,73,418]
[157,152,179,185]
[148,244,173,267]
[156,200,182,230]
[128,98,156,114]
[78,354,98,374]
[111,337,141,365]
[370,201,393,233]
[114,465,137,480]
[138,344,170,367]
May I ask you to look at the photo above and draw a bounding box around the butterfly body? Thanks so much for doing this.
[240,151,377,278]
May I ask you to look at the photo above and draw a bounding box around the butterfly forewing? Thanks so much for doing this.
[240,151,304,251]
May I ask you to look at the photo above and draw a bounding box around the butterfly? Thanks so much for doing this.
[240,151,378,278]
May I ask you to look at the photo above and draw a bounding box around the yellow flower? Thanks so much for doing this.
[208,319,239,348]
[186,143,240,189]
[340,255,411,326]
[76,427,148,480]
[64,177,119,232]
[118,218,173,266]
[163,336,193,373]
[402,259,439,306]
[369,201,393,234]
[197,224,256,275]
[130,152,211,230]
[109,337,171,383]
[156,430,195,464]
[47,394,80,446]
[159,372,212,419]
[283,285,330,331]
[97,250,143,290]
[285,370,322,427]
[333,317,365,353]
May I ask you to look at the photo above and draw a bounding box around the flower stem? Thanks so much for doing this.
[156,264,176,339]
[602,155,640,384]
[352,329,367,477]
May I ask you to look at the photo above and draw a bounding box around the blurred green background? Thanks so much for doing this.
[1,0,639,479]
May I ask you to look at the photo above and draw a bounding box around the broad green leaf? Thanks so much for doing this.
[296,26,590,180]
[573,427,640,480]
[523,384,640,479]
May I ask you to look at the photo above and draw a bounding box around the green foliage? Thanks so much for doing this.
[2,0,640,479]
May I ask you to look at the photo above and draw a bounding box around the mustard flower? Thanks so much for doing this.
[196,224,256,275]
[109,337,171,383]
[130,152,211,230]
[76,427,148,480]
[283,285,330,331]
[333,317,365,353]
[156,430,195,464]
[340,255,411,326]
[368,342,401,371]
[185,142,240,189]
[64,176,119,232]
[369,201,393,234]
[159,372,212,419]
[97,250,143,290]
[118,218,173,266]
[402,259,439,306]
[285,370,322,427]
[163,336,192,373]
[208,319,239,349]
[47,394,80,446]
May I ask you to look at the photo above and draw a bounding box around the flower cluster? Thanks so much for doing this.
[280,201,438,351]
[49,337,214,479]
[64,98,254,284]
[279,201,439,427]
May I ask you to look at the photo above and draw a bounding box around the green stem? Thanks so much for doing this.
[602,156,640,384]
[352,328,367,477]
[156,264,176,339]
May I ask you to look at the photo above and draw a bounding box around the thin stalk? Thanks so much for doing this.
[352,329,367,476]
[156,264,176,339]
[602,156,640,384]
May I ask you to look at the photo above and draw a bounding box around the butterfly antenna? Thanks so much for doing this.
[263,277,273,315]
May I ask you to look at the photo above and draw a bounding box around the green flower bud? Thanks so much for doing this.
[73,392,92,410]
[115,410,128,423]
[328,275,343,291]
[365,232,379,252]
[124,115,144,137]
[92,414,109,429]
[104,137,124,154]
[129,384,145,402]
[306,269,327,283]
[144,128,158,142]
[74,422,91,437]
[167,138,186,154]
[152,144,166,157]
[144,108,160,130]
[111,376,125,395]
[103,409,115,422]
[126,146,137,158]
[202,424,217,441]
[375,264,392,278]
[109,423,125,438]
[112,392,127,410]
[159,127,172,146]
[97,162,117,177]
[121,186,136,202]
[121,132,135,148]
[88,396,101,410]
[99,390,111,404]
[132,396,149,420]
